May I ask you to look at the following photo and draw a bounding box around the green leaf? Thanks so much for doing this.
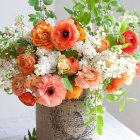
[120,22,128,33]
[95,125,103,135]
[106,35,117,47]
[116,7,125,13]
[87,0,95,11]
[106,94,115,103]
[111,1,119,6]
[119,100,126,112]
[62,49,78,58]
[84,117,95,126]
[33,19,40,25]
[24,136,27,140]
[103,0,110,2]
[28,130,32,139]
[64,7,73,15]
[88,108,95,115]
[126,98,138,103]
[96,105,104,115]
[119,35,125,44]
[96,115,104,127]
[28,0,39,7]
[81,12,91,25]
[73,3,84,12]
[43,0,53,5]
[62,77,73,93]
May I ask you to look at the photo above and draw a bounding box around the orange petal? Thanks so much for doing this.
[18,92,36,106]
[66,86,83,100]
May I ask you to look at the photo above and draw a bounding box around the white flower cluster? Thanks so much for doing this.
[74,31,137,81]
[95,56,137,79]
[120,13,139,26]
[34,48,61,75]
[0,58,19,94]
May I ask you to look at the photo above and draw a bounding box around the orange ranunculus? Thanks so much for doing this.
[25,75,40,92]
[17,54,35,75]
[31,21,54,50]
[96,39,110,53]
[66,86,83,100]
[18,92,36,106]
[57,55,79,76]
[136,61,140,77]
[106,74,127,93]
[67,57,79,76]
[75,66,102,89]
[51,19,80,51]
[12,74,26,96]
[76,24,86,41]
[121,30,138,55]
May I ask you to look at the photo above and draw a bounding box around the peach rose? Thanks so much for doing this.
[31,21,54,50]
[25,75,40,91]
[66,86,83,100]
[58,55,71,73]
[17,54,35,75]
[18,92,36,106]
[96,39,109,53]
[58,55,79,76]
[12,74,26,96]
[75,66,102,89]
[51,19,80,51]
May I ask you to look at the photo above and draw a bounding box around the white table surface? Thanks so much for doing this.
[0,112,139,140]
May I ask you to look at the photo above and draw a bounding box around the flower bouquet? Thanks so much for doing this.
[0,0,140,139]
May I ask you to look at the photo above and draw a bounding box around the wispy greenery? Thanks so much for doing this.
[24,128,36,140]
[65,0,125,33]
[28,0,56,25]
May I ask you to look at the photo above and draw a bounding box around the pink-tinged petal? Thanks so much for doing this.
[75,66,102,89]
[75,76,89,89]
[35,74,66,107]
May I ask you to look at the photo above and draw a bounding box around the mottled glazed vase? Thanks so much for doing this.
[36,98,100,140]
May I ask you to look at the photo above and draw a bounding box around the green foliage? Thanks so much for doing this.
[65,0,125,32]
[24,128,36,140]
[62,49,78,58]
[106,35,117,47]
[119,99,126,112]
[0,38,31,58]
[119,97,137,112]
[84,90,104,135]
[84,117,95,126]
[120,22,128,33]
[133,52,140,60]
[28,0,56,25]
[43,0,53,5]
[102,78,112,90]
[62,76,73,93]
[106,88,126,103]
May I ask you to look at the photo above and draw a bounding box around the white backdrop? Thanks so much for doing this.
[0,0,140,136]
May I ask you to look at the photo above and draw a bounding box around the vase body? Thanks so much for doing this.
[36,99,100,140]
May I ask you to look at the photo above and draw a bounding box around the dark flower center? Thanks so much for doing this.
[46,87,55,96]
[62,30,70,38]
